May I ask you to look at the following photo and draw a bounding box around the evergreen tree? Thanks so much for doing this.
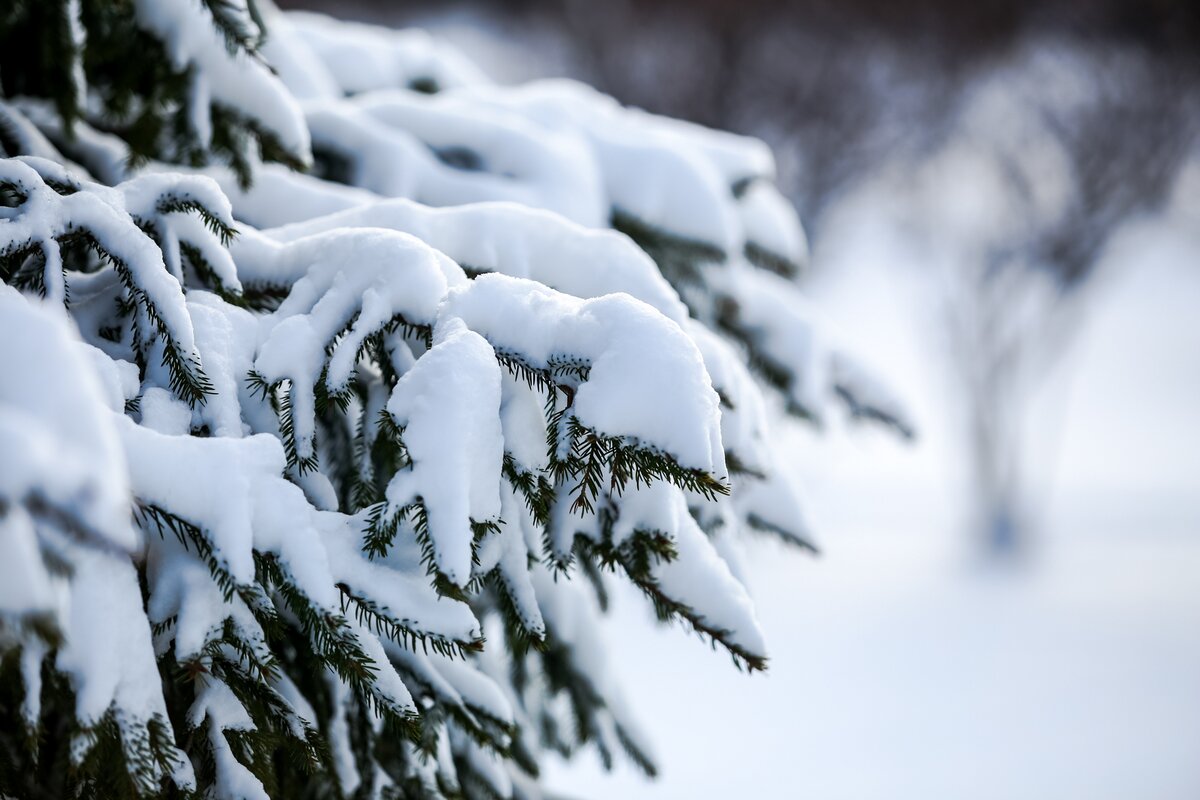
[0,3,910,798]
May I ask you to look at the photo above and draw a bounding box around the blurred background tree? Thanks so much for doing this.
[892,42,1199,555]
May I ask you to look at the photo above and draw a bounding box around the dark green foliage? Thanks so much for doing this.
[201,0,265,56]
[502,454,554,529]
[744,240,800,279]
[0,1,84,133]
[483,572,547,656]
[563,417,729,514]
[834,383,916,440]
[523,632,658,778]
[611,208,726,287]
[0,647,185,800]
[493,347,729,515]
[179,241,242,303]
[407,77,440,95]
[248,372,321,474]
[136,501,240,602]
[337,585,483,660]
[254,551,420,736]
[111,251,216,408]
[0,0,302,183]
[153,195,236,247]
[575,530,767,673]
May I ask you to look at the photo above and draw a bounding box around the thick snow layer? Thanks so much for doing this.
[203,163,378,229]
[187,292,258,438]
[738,180,809,266]
[498,373,551,472]
[208,716,269,800]
[55,547,170,725]
[263,198,687,323]
[9,99,131,185]
[483,483,546,637]
[0,287,133,553]
[356,90,605,226]
[435,656,515,726]
[0,101,71,165]
[457,79,773,252]
[149,544,259,664]
[0,509,55,617]
[119,170,240,290]
[532,568,654,758]
[283,11,489,96]
[131,0,310,163]
[303,96,605,227]
[119,417,284,584]
[0,159,197,355]
[734,463,816,548]
[247,228,464,460]
[233,219,460,304]
[188,679,254,733]
[440,274,725,474]
[384,321,504,586]
[256,8,341,101]
[684,321,772,475]
[0,5,874,790]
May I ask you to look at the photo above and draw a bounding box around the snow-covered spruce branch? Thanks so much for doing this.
[0,4,911,799]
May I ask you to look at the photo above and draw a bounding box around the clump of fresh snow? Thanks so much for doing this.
[131,0,309,164]
[383,321,504,586]
[0,287,132,552]
[440,273,725,475]
[263,198,688,323]
[280,11,489,97]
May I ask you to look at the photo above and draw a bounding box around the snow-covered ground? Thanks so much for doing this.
[543,213,1200,798]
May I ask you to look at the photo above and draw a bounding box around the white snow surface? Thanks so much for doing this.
[457,79,775,252]
[131,0,309,163]
[208,163,378,229]
[0,287,133,552]
[55,547,168,725]
[440,273,725,475]
[384,321,504,586]
[303,95,606,227]
[282,10,489,96]
[263,198,687,323]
